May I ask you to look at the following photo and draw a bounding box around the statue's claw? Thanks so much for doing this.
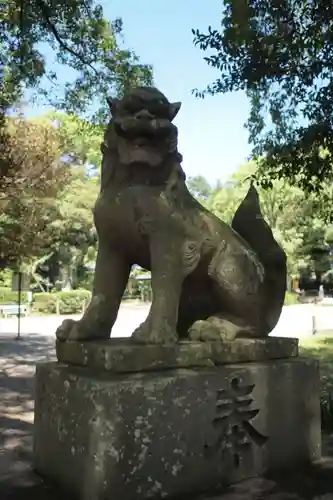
[131,317,178,345]
[56,319,90,341]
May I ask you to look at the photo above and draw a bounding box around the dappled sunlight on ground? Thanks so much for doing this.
[0,336,56,487]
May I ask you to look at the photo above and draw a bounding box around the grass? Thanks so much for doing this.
[300,333,333,394]
[300,333,333,432]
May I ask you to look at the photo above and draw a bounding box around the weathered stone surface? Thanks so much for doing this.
[33,358,321,500]
[196,477,298,499]
[55,86,287,346]
[56,337,299,373]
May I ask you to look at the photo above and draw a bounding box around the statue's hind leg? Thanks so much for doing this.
[177,275,218,338]
[188,240,266,341]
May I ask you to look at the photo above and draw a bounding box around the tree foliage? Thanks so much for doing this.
[1,0,153,120]
[205,162,333,280]
[0,110,101,290]
[186,175,213,202]
[192,1,333,192]
[44,111,103,175]
[47,167,98,290]
[0,116,69,266]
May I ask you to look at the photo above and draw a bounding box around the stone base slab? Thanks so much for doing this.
[55,336,298,373]
[33,358,321,500]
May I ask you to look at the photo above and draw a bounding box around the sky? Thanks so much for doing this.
[26,0,251,184]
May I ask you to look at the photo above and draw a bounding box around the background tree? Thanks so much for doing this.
[26,113,101,290]
[1,0,153,119]
[1,110,103,289]
[186,175,212,202]
[43,111,103,176]
[197,163,333,281]
[45,166,99,290]
[192,1,333,196]
[0,116,69,267]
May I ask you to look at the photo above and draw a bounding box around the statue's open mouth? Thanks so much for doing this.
[132,137,151,148]
[114,119,175,142]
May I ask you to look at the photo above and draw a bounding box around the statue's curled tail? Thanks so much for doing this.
[232,184,287,333]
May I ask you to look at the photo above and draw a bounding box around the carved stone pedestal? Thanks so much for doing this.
[33,337,321,500]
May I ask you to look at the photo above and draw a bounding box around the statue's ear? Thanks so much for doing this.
[107,97,120,116]
[169,102,181,121]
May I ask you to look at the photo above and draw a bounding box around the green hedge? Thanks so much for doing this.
[0,286,299,313]
[0,270,12,288]
[0,287,29,304]
[32,290,91,315]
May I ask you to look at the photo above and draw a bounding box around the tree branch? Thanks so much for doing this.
[35,0,100,76]
[19,0,25,67]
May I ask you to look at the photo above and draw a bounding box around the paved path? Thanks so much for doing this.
[0,301,151,339]
[271,304,333,338]
[1,302,332,340]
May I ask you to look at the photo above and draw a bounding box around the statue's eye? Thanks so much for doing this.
[152,103,169,119]
[127,103,143,116]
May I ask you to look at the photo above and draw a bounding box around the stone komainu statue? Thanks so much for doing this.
[56,87,287,344]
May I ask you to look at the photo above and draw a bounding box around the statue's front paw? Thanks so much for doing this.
[56,319,88,341]
[131,318,178,345]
